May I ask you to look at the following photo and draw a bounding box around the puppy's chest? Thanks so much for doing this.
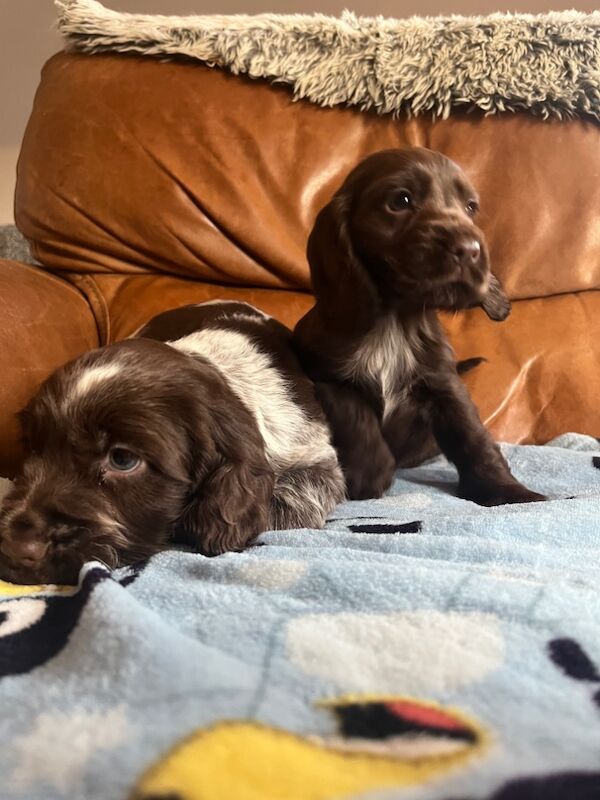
[343,318,422,420]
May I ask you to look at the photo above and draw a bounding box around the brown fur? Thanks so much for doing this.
[0,304,344,584]
[293,148,545,506]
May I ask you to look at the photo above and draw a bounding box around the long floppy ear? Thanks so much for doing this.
[178,394,275,556]
[481,273,511,321]
[307,193,380,324]
[185,458,275,556]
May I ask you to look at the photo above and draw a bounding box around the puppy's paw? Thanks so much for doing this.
[459,480,546,507]
[344,460,395,501]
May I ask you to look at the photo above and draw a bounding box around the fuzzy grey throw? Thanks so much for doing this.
[56,0,600,122]
[0,225,36,266]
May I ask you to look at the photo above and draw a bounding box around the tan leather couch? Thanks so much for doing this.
[1,51,599,477]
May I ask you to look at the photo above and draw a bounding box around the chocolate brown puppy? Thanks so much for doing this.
[293,147,545,505]
[0,301,344,584]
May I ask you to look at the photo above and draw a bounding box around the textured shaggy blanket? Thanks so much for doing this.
[1,433,600,799]
[55,0,600,121]
[0,226,37,267]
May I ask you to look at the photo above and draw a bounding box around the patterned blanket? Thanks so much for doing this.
[1,433,599,800]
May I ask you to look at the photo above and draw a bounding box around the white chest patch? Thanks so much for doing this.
[168,329,333,470]
[341,316,420,420]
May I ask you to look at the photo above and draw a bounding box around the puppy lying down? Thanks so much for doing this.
[0,302,345,584]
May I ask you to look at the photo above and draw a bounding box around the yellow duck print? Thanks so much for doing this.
[131,695,488,800]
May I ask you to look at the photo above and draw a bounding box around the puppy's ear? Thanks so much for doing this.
[179,399,275,556]
[481,273,511,321]
[307,193,379,320]
[184,459,274,556]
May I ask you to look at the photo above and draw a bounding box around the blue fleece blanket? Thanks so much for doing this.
[1,433,599,800]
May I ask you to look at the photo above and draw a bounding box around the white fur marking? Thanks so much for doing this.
[168,329,334,470]
[195,300,271,319]
[74,364,122,397]
[341,315,420,420]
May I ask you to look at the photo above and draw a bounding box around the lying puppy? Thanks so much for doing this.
[0,302,344,584]
[293,147,545,505]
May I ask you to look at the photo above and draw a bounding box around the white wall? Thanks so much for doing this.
[1,0,597,223]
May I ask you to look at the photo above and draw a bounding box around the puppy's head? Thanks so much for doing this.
[308,147,510,321]
[0,338,273,584]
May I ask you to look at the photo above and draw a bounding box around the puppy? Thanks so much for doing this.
[293,147,545,505]
[0,301,344,584]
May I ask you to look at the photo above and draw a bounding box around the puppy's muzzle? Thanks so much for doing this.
[0,535,49,568]
[0,512,50,568]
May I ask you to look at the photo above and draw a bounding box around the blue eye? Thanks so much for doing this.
[387,190,412,212]
[108,447,141,472]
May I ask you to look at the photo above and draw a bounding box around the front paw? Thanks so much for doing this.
[344,459,395,501]
[459,480,547,507]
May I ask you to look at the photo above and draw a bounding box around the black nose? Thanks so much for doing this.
[452,238,481,264]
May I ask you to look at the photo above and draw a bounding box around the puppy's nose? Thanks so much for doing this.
[452,238,481,264]
[0,537,49,566]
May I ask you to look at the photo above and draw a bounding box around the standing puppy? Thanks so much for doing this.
[0,302,344,584]
[293,148,545,505]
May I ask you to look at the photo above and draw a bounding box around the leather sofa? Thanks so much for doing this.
[1,51,599,477]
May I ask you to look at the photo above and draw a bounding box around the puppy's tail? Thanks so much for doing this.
[456,356,487,375]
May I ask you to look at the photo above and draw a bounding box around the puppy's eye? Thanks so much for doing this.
[387,190,412,212]
[466,200,479,216]
[108,447,141,473]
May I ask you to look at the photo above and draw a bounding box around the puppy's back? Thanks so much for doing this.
[137,301,335,472]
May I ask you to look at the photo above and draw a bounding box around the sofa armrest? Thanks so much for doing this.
[0,259,99,477]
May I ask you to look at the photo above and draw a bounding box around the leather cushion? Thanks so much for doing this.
[72,272,600,445]
[17,52,600,301]
[0,261,100,477]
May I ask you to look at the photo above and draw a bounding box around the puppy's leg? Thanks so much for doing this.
[269,459,345,530]
[315,382,396,500]
[383,398,439,468]
[429,374,546,506]
[383,361,488,468]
